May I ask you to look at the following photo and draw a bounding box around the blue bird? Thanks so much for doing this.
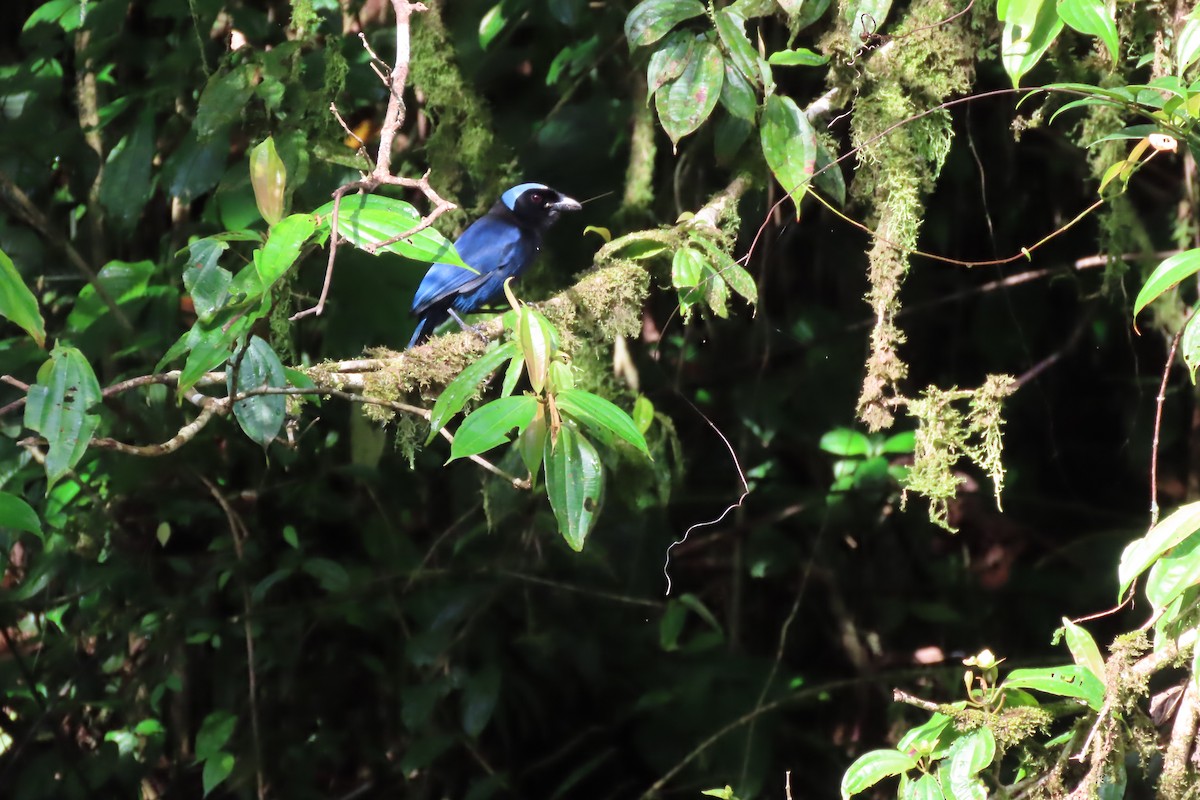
[407,183,582,348]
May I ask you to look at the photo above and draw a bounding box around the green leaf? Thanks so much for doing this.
[163,126,229,203]
[705,265,730,317]
[518,404,548,477]
[98,113,155,229]
[195,711,237,761]
[449,395,539,461]
[427,341,521,441]
[24,345,102,491]
[1144,531,1200,613]
[1000,0,1064,87]
[1056,0,1119,63]
[632,395,654,434]
[659,598,687,650]
[479,2,509,49]
[768,47,830,66]
[312,194,467,268]
[23,0,88,33]
[301,557,351,593]
[228,336,286,448]
[1002,665,1104,709]
[999,0,1046,27]
[607,235,670,260]
[518,307,558,395]
[544,423,604,551]
[1118,500,1200,598]
[1178,10,1200,74]
[761,94,817,217]
[672,247,706,288]
[882,430,916,454]
[820,428,871,456]
[690,234,758,305]
[907,774,946,800]
[195,65,254,139]
[0,247,45,346]
[1134,249,1200,318]
[714,9,759,84]
[183,239,233,323]
[202,752,235,797]
[255,213,317,291]
[840,749,917,799]
[0,491,42,539]
[625,0,707,50]
[250,136,288,226]
[556,389,651,456]
[66,259,156,335]
[178,313,254,395]
[946,728,995,788]
[719,60,758,121]
[462,666,501,738]
[501,351,525,398]
[655,41,724,149]
[647,32,695,98]
[1061,616,1105,682]
[814,141,847,207]
[896,713,956,759]
[715,114,753,165]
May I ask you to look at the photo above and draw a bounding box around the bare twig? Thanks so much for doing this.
[892,688,943,713]
[292,0,459,321]
[1151,321,1188,526]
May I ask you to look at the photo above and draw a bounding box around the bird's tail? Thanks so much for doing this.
[406,315,437,349]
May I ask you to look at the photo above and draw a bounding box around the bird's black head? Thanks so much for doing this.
[500,183,582,230]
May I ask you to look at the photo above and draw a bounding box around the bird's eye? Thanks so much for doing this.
[527,192,543,204]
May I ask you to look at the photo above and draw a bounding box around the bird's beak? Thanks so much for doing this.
[551,195,582,212]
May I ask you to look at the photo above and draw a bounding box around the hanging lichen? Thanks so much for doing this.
[844,0,975,431]
[904,375,1015,530]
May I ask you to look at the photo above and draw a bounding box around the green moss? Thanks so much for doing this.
[567,262,650,342]
[409,5,514,222]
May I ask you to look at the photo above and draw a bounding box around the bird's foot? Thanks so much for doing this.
[447,310,491,345]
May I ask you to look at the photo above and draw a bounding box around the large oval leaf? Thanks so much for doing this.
[1118,500,1200,597]
[654,41,724,149]
[555,389,650,456]
[1056,0,1118,63]
[544,423,604,551]
[427,341,521,441]
[228,336,287,448]
[1002,665,1104,710]
[840,749,916,799]
[313,194,467,268]
[761,94,817,217]
[449,395,540,461]
[24,345,102,490]
[1133,248,1200,318]
[625,0,706,50]
[647,31,695,98]
[0,246,45,347]
[1001,0,1065,87]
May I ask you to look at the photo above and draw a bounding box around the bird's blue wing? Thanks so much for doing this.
[411,215,528,316]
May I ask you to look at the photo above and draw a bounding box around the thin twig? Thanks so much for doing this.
[1151,322,1187,526]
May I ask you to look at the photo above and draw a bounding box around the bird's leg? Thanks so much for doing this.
[447,309,490,344]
